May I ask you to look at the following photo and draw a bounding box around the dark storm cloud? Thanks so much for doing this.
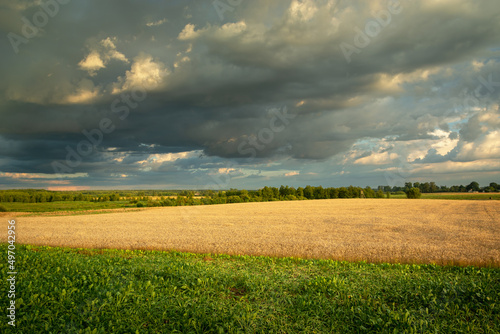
[0,0,499,188]
[459,114,482,142]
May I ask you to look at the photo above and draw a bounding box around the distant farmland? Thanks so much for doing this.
[5,199,499,267]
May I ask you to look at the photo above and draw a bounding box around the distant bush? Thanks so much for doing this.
[162,199,176,206]
[0,204,8,212]
[406,188,422,199]
[375,190,385,198]
[136,202,144,208]
[227,196,243,204]
[386,192,391,199]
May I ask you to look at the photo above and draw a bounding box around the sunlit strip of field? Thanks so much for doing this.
[3,199,499,267]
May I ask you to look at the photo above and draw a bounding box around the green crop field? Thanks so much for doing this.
[0,201,136,213]
[1,244,499,333]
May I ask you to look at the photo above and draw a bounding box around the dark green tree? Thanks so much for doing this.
[328,188,339,199]
[364,187,375,198]
[466,181,480,192]
[338,187,348,198]
[314,186,326,199]
[303,186,314,199]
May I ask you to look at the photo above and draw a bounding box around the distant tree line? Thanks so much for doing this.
[0,189,178,203]
[0,190,90,203]
[395,181,499,193]
[0,181,497,205]
[136,185,386,208]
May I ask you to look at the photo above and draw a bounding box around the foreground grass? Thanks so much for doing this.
[1,244,498,333]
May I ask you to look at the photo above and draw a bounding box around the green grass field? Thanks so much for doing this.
[1,244,498,333]
[0,201,135,213]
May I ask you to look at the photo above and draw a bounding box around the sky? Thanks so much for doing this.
[0,0,499,190]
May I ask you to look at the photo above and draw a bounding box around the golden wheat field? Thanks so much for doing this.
[3,199,500,266]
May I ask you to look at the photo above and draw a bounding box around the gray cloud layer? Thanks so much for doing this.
[0,0,499,189]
